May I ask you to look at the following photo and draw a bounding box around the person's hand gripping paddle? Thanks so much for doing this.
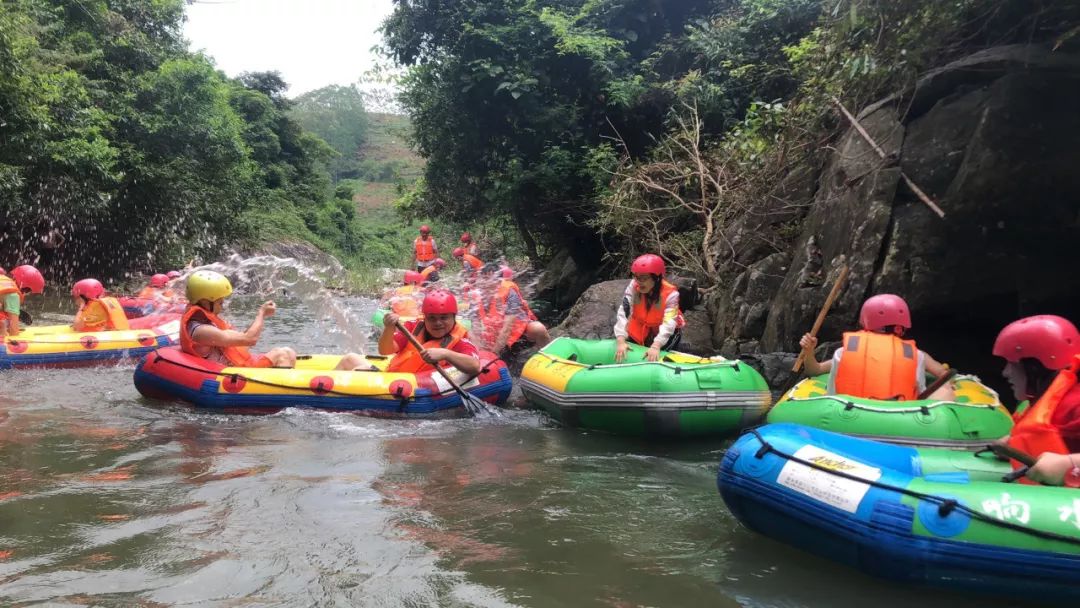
[394,320,497,417]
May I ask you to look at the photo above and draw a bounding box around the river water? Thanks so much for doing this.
[0,296,1038,607]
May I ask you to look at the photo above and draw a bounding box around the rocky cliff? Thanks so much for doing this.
[557,45,1080,391]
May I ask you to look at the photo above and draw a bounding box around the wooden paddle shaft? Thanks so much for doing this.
[792,265,850,373]
[394,320,466,393]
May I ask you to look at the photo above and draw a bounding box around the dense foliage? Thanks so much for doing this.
[384,0,1080,280]
[0,0,420,283]
[290,84,371,181]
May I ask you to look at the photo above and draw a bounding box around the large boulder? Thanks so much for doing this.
[551,280,626,340]
[553,278,714,356]
[722,45,1080,378]
[677,308,713,356]
[533,248,601,317]
[710,251,790,355]
[759,105,904,352]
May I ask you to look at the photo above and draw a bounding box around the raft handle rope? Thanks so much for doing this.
[790,393,1002,414]
[745,428,1080,547]
[534,350,739,372]
[150,352,485,401]
[5,334,171,346]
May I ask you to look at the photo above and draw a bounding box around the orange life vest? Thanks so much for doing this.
[390,286,421,317]
[74,297,130,332]
[180,306,263,367]
[833,330,919,400]
[483,280,536,348]
[387,321,469,374]
[414,237,436,262]
[0,276,21,302]
[462,254,482,270]
[1007,354,1078,469]
[626,280,684,346]
[0,276,21,328]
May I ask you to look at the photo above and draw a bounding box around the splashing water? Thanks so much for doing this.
[186,254,372,353]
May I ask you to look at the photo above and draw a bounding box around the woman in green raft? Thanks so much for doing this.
[772,293,1013,448]
[521,253,771,437]
[797,293,954,400]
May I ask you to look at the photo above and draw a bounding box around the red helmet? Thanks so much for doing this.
[501,267,513,279]
[403,270,423,285]
[72,278,104,300]
[166,270,181,279]
[631,254,665,276]
[150,273,169,288]
[859,294,911,331]
[419,225,431,234]
[993,315,1080,370]
[460,232,471,243]
[422,290,458,314]
[11,265,45,294]
[452,247,465,258]
[433,258,446,268]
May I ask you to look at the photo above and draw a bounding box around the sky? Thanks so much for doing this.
[183,0,396,97]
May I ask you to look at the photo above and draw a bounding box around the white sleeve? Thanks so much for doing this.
[612,282,634,339]
[825,348,844,394]
[916,350,927,394]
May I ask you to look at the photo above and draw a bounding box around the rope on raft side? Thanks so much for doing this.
[745,428,1080,547]
[149,351,495,401]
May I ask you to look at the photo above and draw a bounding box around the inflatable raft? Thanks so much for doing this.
[767,374,1012,448]
[119,296,186,318]
[520,338,771,437]
[1,315,180,369]
[718,423,1080,600]
[134,346,512,417]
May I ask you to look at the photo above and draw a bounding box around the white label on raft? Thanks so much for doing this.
[776,446,882,514]
[155,320,181,338]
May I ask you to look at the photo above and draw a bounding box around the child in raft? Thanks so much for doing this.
[798,294,954,401]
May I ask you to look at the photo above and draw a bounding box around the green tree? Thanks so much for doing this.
[290,84,370,180]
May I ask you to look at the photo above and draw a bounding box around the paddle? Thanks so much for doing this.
[987,443,1037,483]
[394,320,496,417]
[792,265,850,373]
[18,310,32,326]
[915,368,957,400]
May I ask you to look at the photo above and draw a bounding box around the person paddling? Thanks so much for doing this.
[0,265,44,337]
[414,225,438,273]
[798,294,953,400]
[460,232,479,257]
[181,270,364,370]
[420,258,446,284]
[138,274,177,302]
[379,290,481,376]
[388,271,424,318]
[480,267,550,355]
[614,254,685,362]
[71,279,130,332]
[993,315,1080,487]
[452,247,483,274]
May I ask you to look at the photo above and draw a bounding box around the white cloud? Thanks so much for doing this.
[183,0,395,97]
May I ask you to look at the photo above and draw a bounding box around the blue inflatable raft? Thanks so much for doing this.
[718,423,1080,600]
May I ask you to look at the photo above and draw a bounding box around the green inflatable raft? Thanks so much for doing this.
[767,374,1014,449]
[520,338,772,437]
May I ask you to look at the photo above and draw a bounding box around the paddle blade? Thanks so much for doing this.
[18,310,32,326]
